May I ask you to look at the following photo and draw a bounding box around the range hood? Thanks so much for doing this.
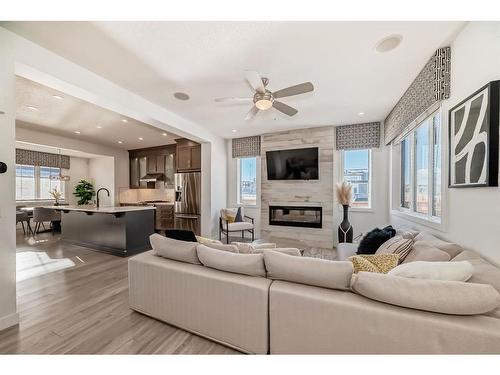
[139,173,164,182]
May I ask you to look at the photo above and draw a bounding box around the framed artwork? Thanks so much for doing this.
[449,80,499,187]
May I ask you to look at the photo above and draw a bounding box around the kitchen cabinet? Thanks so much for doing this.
[175,138,201,172]
[129,145,176,189]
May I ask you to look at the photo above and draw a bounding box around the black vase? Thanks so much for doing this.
[338,204,353,243]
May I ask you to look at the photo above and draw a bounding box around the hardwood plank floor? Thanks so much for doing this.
[0,229,239,354]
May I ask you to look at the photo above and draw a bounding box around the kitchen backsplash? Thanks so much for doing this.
[119,188,175,203]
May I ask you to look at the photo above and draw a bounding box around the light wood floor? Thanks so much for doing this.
[0,229,239,354]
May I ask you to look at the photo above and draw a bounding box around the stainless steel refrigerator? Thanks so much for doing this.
[174,172,201,235]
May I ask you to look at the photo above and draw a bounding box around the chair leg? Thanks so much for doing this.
[27,221,34,236]
[251,229,254,241]
[42,222,46,231]
[219,229,221,241]
[242,230,244,239]
[226,232,229,244]
[21,222,26,235]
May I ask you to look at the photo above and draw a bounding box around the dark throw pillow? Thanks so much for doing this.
[234,207,244,222]
[357,225,396,255]
[165,229,198,242]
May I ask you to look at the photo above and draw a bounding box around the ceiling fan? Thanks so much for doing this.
[215,71,314,120]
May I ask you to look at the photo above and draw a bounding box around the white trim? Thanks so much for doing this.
[0,312,19,331]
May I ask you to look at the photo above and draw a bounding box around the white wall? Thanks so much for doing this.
[390,22,500,265]
[16,126,129,205]
[88,156,115,206]
[63,156,89,205]
[0,30,18,330]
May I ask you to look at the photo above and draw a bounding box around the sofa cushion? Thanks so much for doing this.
[150,233,200,264]
[253,247,301,256]
[196,235,223,246]
[402,242,451,263]
[227,222,254,231]
[388,261,474,282]
[414,232,463,258]
[352,271,500,315]
[375,237,414,262]
[452,251,500,293]
[197,244,266,277]
[264,250,353,290]
[204,242,239,253]
[349,254,400,274]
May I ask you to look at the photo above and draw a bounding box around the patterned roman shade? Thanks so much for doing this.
[232,136,261,158]
[16,148,70,169]
[384,47,451,144]
[335,122,381,150]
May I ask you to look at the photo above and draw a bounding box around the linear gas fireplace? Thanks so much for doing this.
[269,205,322,228]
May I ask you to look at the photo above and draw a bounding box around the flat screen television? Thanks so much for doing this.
[266,147,319,180]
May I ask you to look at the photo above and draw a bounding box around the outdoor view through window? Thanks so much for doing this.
[343,149,371,208]
[239,157,257,206]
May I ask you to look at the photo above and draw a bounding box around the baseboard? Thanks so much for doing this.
[0,312,19,331]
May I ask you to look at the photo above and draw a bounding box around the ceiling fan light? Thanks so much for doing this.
[255,99,272,110]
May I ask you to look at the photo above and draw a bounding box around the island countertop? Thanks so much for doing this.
[48,205,156,214]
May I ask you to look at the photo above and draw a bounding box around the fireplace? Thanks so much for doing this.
[269,205,322,228]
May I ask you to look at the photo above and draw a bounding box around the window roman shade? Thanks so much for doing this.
[384,47,451,145]
[335,122,381,150]
[16,148,70,169]
[232,136,261,158]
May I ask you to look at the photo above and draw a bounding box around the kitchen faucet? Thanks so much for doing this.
[96,188,110,208]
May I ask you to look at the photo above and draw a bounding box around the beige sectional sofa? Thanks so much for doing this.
[128,233,500,354]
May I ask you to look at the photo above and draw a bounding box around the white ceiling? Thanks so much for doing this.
[5,21,465,138]
[16,76,179,150]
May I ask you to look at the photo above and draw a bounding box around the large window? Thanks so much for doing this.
[400,111,441,220]
[16,164,65,201]
[238,157,257,206]
[343,149,371,209]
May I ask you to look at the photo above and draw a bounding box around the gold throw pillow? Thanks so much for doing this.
[348,254,400,274]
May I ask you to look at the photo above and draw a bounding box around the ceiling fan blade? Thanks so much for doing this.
[244,70,265,94]
[273,82,314,99]
[215,97,253,103]
[245,106,259,120]
[273,101,298,116]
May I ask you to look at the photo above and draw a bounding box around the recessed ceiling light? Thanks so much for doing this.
[232,129,237,133]
[52,95,64,100]
[121,119,128,123]
[26,105,39,111]
[162,133,167,136]
[74,131,81,134]
[96,125,103,129]
[174,92,190,101]
[358,112,365,116]
[117,141,123,144]
[375,35,403,53]
[138,137,143,141]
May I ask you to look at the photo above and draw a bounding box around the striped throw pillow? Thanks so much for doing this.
[375,237,414,263]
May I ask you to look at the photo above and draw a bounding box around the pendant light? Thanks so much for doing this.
[50,149,71,181]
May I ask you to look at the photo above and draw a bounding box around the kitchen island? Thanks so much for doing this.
[50,205,156,257]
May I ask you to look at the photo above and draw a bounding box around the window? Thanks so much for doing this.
[238,157,257,206]
[343,149,371,209]
[400,111,441,220]
[15,165,65,201]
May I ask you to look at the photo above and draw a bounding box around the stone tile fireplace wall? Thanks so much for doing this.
[260,126,334,249]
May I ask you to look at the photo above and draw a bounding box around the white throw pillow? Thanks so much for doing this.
[150,234,200,265]
[252,247,301,256]
[389,261,474,282]
[204,242,239,253]
[197,244,266,277]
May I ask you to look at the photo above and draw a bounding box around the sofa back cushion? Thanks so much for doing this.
[204,242,239,253]
[197,244,266,277]
[352,271,500,315]
[150,233,200,264]
[402,241,451,263]
[264,250,353,290]
[414,232,463,258]
[253,247,301,256]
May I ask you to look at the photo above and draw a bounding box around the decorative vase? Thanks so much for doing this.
[54,200,60,206]
[338,204,353,243]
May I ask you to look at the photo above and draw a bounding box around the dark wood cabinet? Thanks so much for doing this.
[129,145,176,189]
[175,138,201,172]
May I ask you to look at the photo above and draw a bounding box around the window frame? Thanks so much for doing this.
[237,156,258,207]
[15,164,66,202]
[398,109,441,223]
[341,148,373,211]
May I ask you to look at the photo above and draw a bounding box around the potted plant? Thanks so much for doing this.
[336,181,354,243]
[73,180,96,205]
[49,187,63,205]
